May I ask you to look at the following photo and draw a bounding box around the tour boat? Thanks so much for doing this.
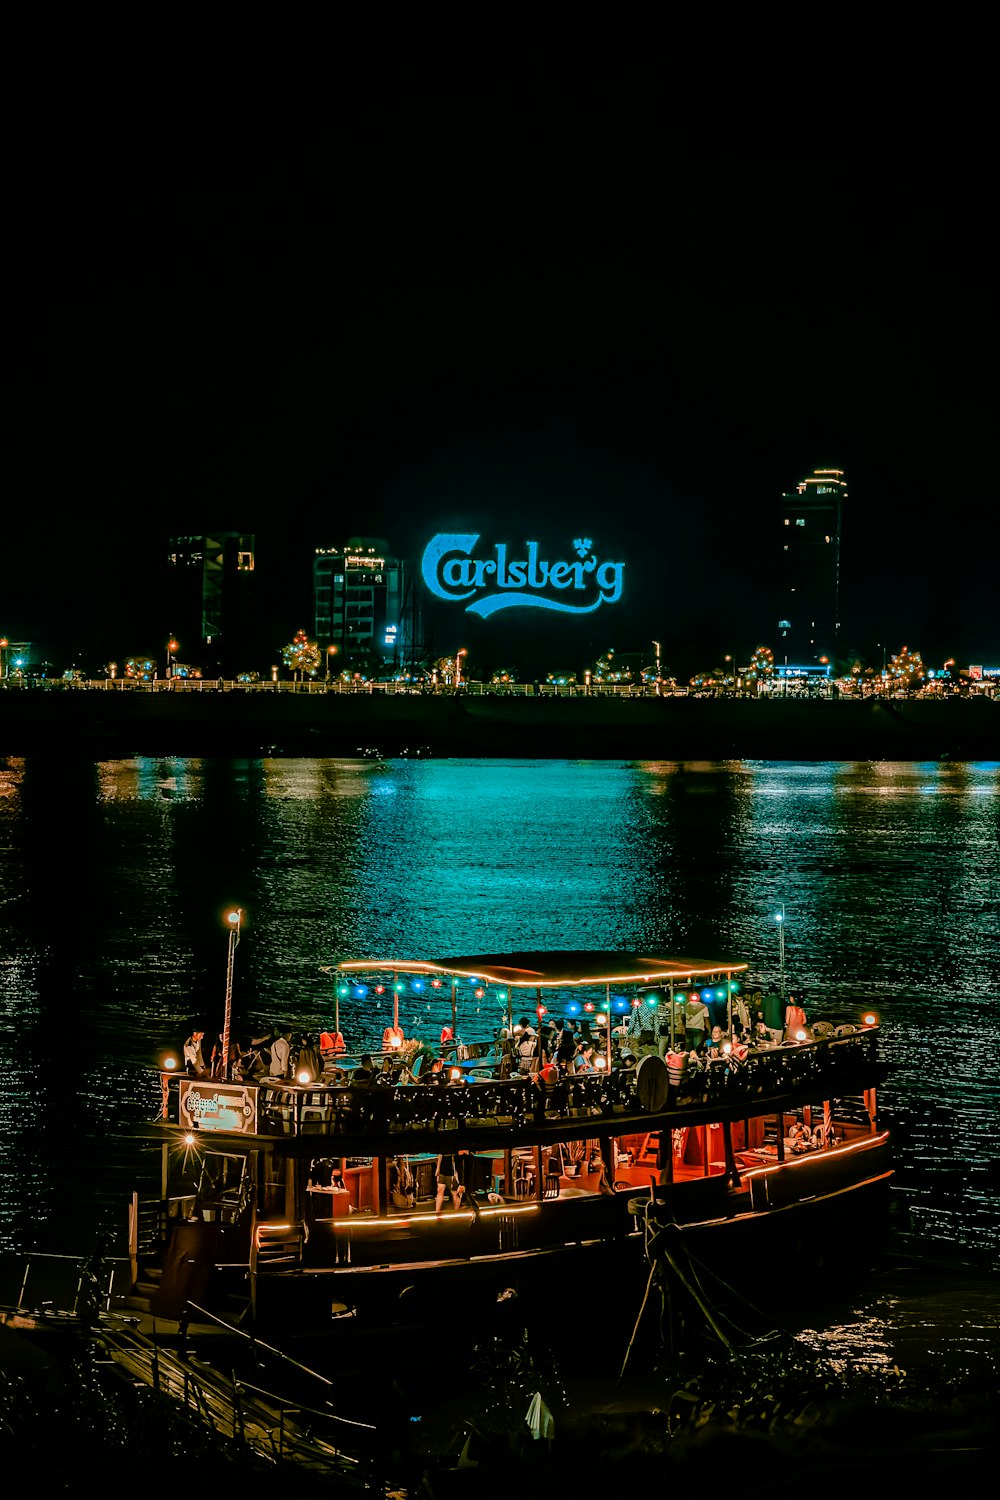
[130,950,892,1361]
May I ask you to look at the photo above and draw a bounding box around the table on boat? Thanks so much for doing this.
[306,1186,352,1218]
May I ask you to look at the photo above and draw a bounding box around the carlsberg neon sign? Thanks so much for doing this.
[421,534,625,618]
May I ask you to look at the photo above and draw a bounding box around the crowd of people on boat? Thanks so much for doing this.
[179,988,813,1089]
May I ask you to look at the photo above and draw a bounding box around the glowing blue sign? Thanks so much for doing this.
[421,534,625,618]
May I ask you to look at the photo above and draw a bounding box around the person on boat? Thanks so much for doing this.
[182,1028,208,1078]
[705,1024,728,1059]
[760,991,784,1043]
[391,1155,416,1209]
[555,1019,579,1073]
[784,994,807,1040]
[683,993,711,1052]
[440,1023,454,1049]
[295,1033,322,1082]
[575,1040,597,1073]
[351,1053,377,1085]
[269,1026,293,1078]
[434,1151,464,1212]
[730,991,752,1040]
[654,993,674,1058]
[516,1016,537,1074]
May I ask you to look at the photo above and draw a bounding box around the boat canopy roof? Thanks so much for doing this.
[335,951,749,990]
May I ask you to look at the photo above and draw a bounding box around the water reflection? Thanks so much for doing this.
[0,757,998,1283]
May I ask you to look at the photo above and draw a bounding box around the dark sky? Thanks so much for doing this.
[2,5,996,677]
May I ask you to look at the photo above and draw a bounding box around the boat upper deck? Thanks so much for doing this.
[152,1025,884,1157]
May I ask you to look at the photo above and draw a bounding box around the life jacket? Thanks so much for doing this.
[320,1029,345,1056]
[666,1050,688,1089]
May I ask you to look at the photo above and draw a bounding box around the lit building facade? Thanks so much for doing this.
[165,533,256,677]
[313,538,424,675]
[777,467,845,667]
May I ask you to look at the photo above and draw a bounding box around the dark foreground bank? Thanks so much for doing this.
[1,689,998,759]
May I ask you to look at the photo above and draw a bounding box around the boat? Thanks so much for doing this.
[131,950,892,1369]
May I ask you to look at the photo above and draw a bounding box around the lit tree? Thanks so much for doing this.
[282,629,321,681]
[886,645,926,694]
[737,646,774,696]
[124,656,156,682]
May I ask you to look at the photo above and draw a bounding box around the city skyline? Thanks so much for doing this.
[3,9,995,674]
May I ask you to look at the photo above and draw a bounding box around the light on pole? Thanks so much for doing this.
[220,908,242,1081]
[775,903,786,1000]
[652,640,661,682]
[455,648,467,688]
[166,638,178,680]
[0,638,7,680]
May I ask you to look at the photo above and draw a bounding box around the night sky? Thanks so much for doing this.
[3,6,996,679]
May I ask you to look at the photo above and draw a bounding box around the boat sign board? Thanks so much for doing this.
[178,1080,258,1134]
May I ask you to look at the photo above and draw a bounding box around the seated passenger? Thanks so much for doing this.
[705,1025,728,1059]
[575,1041,597,1073]
[351,1053,377,1085]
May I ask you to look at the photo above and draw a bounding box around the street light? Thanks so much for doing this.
[652,640,661,683]
[220,908,242,1082]
[455,648,467,688]
[0,638,7,680]
[166,637,179,680]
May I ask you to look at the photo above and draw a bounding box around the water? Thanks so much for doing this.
[1,755,999,1384]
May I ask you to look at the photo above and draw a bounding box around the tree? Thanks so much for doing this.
[282,629,321,681]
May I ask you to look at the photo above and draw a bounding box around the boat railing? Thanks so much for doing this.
[159,1029,879,1138]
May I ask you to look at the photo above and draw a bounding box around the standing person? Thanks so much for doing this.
[210,1031,244,1081]
[761,991,784,1044]
[784,994,807,1041]
[731,990,752,1041]
[655,993,673,1059]
[683,992,711,1054]
[296,1033,321,1082]
[183,1028,208,1078]
[269,1026,292,1078]
[516,1016,537,1074]
[555,1019,578,1074]
[434,1151,463,1212]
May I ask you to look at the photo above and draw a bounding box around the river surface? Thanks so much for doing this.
[1,755,998,1387]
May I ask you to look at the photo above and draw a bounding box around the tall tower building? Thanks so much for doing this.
[165,532,256,677]
[776,467,846,667]
[313,538,424,676]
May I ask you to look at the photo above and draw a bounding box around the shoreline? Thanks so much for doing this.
[1,690,998,760]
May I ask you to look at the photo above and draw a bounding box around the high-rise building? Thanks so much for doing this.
[776,467,846,666]
[165,533,256,677]
[313,538,424,676]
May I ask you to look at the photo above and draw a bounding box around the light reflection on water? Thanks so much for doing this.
[1,755,999,1371]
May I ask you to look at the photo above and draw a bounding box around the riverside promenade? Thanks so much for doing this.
[1,685,998,760]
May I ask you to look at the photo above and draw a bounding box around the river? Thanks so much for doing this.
[1,754,998,1388]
